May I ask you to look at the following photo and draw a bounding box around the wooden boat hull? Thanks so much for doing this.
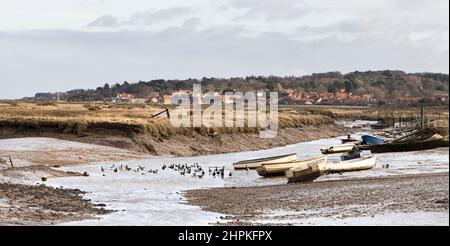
[256,155,327,177]
[233,153,297,170]
[321,144,355,154]
[286,162,327,183]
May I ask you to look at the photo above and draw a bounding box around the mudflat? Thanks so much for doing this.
[0,182,111,225]
[184,172,449,225]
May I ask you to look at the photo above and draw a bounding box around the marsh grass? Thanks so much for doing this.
[0,102,338,138]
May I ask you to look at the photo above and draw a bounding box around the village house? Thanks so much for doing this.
[112,92,134,103]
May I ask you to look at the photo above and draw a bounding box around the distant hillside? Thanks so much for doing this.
[28,70,449,106]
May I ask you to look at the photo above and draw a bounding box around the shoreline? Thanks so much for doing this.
[183,172,449,225]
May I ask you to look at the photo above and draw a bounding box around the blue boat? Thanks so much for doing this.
[361,135,385,145]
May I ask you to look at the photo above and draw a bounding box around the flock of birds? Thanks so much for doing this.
[100,162,233,179]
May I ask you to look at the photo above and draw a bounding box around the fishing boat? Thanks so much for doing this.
[286,153,376,183]
[320,144,355,154]
[361,135,385,145]
[256,155,327,177]
[233,153,297,170]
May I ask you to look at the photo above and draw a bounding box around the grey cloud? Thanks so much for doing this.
[230,0,311,20]
[86,15,120,28]
[0,25,447,99]
[86,7,192,28]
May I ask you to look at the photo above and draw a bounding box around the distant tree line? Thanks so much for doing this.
[30,70,449,106]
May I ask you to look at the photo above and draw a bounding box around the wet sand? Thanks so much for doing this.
[184,172,449,225]
[0,182,111,225]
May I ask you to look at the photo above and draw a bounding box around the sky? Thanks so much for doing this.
[0,0,448,99]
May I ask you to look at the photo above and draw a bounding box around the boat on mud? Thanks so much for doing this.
[320,144,355,154]
[233,153,297,170]
[358,133,449,153]
[361,135,385,145]
[326,154,376,173]
[256,155,327,177]
[286,152,376,183]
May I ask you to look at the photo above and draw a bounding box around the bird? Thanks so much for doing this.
[101,166,105,172]
[153,169,158,174]
[114,168,118,173]
[162,164,167,170]
[229,172,232,177]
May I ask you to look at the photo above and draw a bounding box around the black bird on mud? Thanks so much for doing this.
[162,164,167,170]
[114,168,118,173]
[229,172,232,177]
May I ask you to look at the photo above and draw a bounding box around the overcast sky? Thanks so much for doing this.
[0,0,448,99]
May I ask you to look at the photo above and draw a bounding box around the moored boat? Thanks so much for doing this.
[320,144,355,154]
[286,161,327,183]
[286,153,376,183]
[233,153,297,170]
[256,155,327,177]
[326,155,376,173]
[361,135,385,145]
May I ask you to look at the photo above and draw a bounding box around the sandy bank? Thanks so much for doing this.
[184,172,449,225]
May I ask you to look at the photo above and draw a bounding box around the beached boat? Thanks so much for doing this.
[233,153,297,170]
[358,135,448,153]
[320,144,355,154]
[285,160,327,183]
[256,155,327,177]
[361,135,385,145]
[286,154,376,183]
[326,155,376,173]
